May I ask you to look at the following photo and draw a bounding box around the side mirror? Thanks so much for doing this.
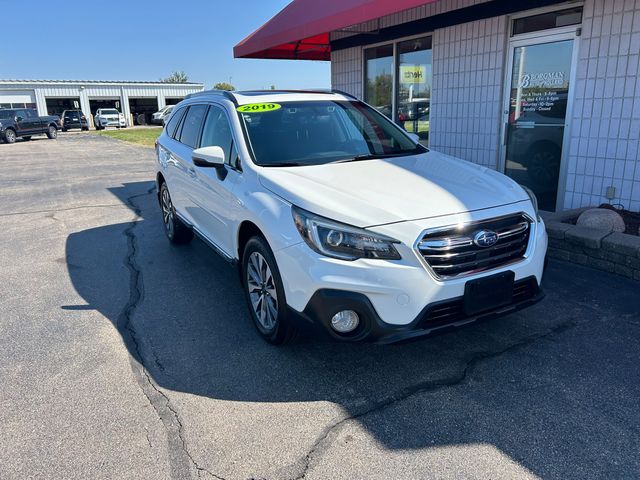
[192,146,225,168]
[15,116,23,122]
[407,132,420,144]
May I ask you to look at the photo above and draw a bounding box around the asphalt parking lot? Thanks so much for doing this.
[1,134,639,480]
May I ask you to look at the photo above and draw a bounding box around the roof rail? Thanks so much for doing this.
[234,88,358,100]
[330,89,358,100]
[184,89,238,104]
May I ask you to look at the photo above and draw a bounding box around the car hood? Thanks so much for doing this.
[258,150,529,228]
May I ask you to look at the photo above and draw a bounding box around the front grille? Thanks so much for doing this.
[419,277,539,329]
[416,213,532,279]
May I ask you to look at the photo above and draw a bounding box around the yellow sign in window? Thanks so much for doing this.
[400,65,427,84]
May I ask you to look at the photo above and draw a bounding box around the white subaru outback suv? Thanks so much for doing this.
[155,90,547,344]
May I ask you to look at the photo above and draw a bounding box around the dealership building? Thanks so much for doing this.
[235,0,640,212]
[0,80,204,127]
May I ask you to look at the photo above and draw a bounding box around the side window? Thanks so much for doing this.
[16,110,28,120]
[26,109,38,118]
[165,107,185,139]
[200,105,234,165]
[178,105,207,148]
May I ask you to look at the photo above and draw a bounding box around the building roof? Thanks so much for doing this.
[233,0,439,60]
[0,79,203,86]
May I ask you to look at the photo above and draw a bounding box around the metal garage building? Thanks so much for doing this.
[0,80,204,128]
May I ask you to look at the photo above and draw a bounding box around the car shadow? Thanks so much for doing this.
[64,181,640,478]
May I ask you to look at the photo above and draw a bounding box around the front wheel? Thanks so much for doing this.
[46,126,57,139]
[159,182,193,244]
[242,237,297,345]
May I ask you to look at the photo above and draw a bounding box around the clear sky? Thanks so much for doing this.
[0,0,331,90]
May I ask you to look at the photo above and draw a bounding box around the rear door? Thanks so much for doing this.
[27,109,44,132]
[165,104,208,225]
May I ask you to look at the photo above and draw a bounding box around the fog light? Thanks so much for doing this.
[330,310,360,333]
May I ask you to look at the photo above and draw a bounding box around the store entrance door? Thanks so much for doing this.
[502,33,577,211]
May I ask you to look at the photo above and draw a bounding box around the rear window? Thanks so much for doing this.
[165,107,186,139]
[178,105,207,148]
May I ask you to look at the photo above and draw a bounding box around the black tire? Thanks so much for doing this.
[46,125,57,139]
[159,182,193,244]
[23,136,32,141]
[242,236,297,345]
[4,129,16,144]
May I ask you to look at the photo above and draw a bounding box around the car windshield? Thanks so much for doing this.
[102,109,119,115]
[0,110,16,119]
[238,100,426,167]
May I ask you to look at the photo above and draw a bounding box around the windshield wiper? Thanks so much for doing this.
[332,150,423,164]
[262,162,303,167]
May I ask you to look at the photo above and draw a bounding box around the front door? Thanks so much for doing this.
[502,33,577,211]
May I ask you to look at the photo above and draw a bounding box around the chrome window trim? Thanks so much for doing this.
[413,212,536,281]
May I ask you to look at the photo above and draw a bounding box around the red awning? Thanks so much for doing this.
[234,0,439,61]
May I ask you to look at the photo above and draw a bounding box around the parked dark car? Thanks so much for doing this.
[60,109,89,131]
[0,108,61,144]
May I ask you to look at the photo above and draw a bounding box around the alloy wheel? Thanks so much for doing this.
[246,252,278,331]
[161,186,175,238]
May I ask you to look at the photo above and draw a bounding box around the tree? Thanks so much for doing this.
[161,71,189,83]
[213,82,235,91]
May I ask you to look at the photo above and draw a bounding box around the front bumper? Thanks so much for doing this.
[290,277,544,343]
[275,204,547,342]
[99,119,126,127]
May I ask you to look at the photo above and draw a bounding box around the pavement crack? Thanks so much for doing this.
[117,185,224,480]
[290,319,579,480]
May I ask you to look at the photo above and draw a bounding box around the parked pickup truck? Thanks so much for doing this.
[0,108,61,144]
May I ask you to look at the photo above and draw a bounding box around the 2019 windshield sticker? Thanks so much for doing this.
[237,103,281,113]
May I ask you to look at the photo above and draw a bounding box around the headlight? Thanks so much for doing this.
[292,206,401,261]
[521,185,540,219]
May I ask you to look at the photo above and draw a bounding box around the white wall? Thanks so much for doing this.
[430,16,507,169]
[565,0,640,211]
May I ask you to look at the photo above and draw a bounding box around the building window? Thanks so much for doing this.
[512,7,583,36]
[396,36,432,144]
[364,36,433,145]
[364,45,393,119]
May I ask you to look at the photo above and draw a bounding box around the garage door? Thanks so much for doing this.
[0,90,36,109]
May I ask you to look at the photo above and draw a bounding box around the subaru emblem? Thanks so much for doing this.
[473,230,499,248]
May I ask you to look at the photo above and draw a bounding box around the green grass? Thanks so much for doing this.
[95,127,162,147]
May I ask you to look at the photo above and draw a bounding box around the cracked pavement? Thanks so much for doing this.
[1,135,639,479]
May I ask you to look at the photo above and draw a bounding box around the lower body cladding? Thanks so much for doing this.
[276,211,548,344]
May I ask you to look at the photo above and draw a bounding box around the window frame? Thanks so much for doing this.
[362,32,433,141]
[199,104,236,167]
[205,102,244,171]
